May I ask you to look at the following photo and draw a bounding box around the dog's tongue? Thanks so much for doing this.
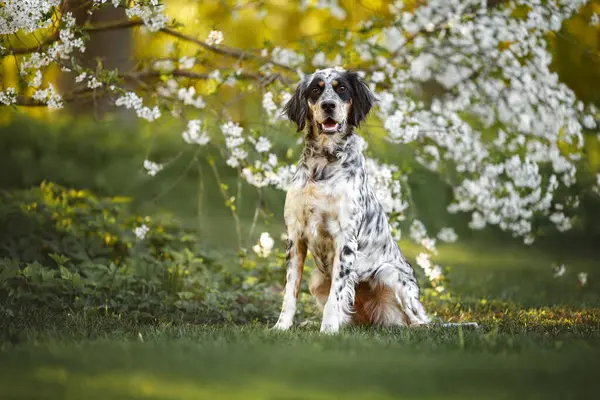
[322,119,339,132]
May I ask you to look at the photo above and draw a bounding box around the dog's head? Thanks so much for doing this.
[283,67,376,137]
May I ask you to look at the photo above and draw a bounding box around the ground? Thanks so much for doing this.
[2,235,598,400]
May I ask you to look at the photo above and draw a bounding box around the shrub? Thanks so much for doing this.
[0,182,289,324]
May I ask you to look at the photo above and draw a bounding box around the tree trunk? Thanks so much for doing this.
[59,0,134,119]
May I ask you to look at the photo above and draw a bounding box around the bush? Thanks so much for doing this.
[0,182,289,324]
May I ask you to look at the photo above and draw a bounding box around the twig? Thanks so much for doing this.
[159,27,295,72]
[196,159,205,243]
[247,188,263,245]
[207,155,243,252]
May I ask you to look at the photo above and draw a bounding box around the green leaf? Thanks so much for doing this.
[59,265,72,280]
[41,268,56,282]
[178,291,195,300]
[49,253,71,267]
[72,272,84,288]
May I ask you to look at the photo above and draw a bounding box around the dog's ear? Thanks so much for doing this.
[346,71,377,127]
[283,78,309,132]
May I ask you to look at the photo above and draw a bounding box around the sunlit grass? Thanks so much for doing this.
[2,320,599,400]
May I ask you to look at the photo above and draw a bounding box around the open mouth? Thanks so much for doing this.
[320,118,341,133]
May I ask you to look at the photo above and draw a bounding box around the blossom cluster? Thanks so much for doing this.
[351,0,599,243]
[115,92,161,122]
[253,232,275,258]
[0,0,60,35]
[219,120,296,191]
[409,219,459,292]
[125,0,169,32]
[182,120,210,146]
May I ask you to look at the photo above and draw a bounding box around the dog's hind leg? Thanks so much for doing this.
[308,268,331,310]
[373,263,431,327]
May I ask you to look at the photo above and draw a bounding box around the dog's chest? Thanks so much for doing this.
[284,162,356,262]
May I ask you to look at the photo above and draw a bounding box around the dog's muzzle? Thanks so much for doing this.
[320,118,343,134]
[318,100,344,134]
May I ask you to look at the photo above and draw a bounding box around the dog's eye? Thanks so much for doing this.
[312,87,320,93]
[338,86,346,92]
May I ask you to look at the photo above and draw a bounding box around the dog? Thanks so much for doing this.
[273,67,431,334]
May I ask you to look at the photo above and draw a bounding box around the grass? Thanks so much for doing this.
[2,239,599,400]
[1,310,599,400]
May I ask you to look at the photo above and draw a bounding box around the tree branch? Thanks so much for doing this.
[5,19,296,75]
[8,67,289,108]
[158,27,295,73]
[121,69,291,85]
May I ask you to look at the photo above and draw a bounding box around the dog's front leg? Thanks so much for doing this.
[320,241,357,334]
[272,236,307,330]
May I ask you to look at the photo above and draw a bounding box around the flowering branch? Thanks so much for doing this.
[4,19,295,75]
[121,70,290,85]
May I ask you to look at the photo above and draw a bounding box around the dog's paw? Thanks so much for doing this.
[319,322,341,334]
[320,304,342,334]
[319,315,342,334]
[271,320,293,331]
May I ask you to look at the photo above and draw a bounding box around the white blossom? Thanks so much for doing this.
[253,232,274,258]
[134,224,149,240]
[32,84,63,109]
[578,272,588,286]
[75,72,87,83]
[115,92,161,121]
[312,52,327,66]
[143,160,163,176]
[177,87,206,108]
[421,237,438,254]
[410,220,427,243]
[415,252,443,281]
[582,114,597,129]
[31,70,43,87]
[87,76,103,89]
[208,69,222,83]
[553,264,566,278]
[206,30,224,46]
[0,88,17,105]
[271,47,304,67]
[0,0,61,35]
[365,158,408,214]
[179,56,195,70]
[153,59,175,73]
[437,227,458,243]
[372,71,386,83]
[221,121,244,138]
[262,91,286,122]
[384,111,420,144]
[182,120,210,145]
[255,137,271,153]
[125,1,168,32]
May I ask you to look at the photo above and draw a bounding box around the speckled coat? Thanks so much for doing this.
[273,67,430,334]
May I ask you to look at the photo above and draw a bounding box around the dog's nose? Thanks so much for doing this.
[321,101,336,113]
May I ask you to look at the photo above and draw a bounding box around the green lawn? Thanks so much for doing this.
[2,237,599,400]
[1,318,599,400]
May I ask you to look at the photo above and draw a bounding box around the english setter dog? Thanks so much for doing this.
[273,67,431,334]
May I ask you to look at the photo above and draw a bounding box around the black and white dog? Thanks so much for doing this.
[273,67,431,334]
